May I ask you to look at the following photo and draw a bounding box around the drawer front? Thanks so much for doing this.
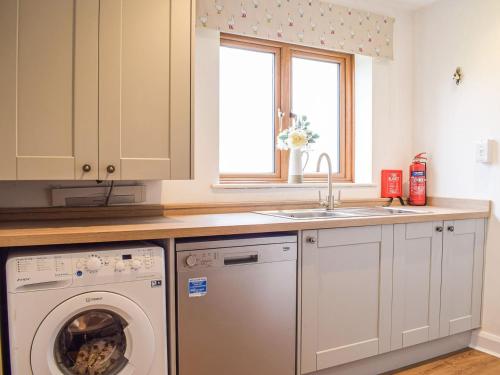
[318,225,382,247]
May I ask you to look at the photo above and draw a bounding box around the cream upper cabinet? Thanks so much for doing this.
[99,0,193,180]
[301,225,393,374]
[0,0,99,180]
[0,0,193,181]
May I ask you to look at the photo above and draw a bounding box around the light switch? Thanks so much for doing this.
[475,139,494,164]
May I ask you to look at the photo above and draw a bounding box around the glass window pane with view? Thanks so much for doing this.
[292,56,340,174]
[219,46,276,175]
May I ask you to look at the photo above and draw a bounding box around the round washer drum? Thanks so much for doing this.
[30,291,155,375]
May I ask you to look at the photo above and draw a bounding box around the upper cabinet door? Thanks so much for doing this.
[440,219,485,337]
[301,225,393,374]
[391,222,443,350]
[99,0,193,180]
[0,0,99,180]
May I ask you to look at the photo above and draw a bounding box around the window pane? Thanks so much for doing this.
[292,57,340,174]
[219,46,276,174]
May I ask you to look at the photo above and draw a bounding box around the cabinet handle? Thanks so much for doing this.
[435,226,444,232]
[106,165,116,174]
[306,236,317,244]
[82,164,92,172]
[447,226,455,232]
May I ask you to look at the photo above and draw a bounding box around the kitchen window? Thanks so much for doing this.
[219,34,354,183]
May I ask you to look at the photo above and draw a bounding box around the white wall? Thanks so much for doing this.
[413,0,500,338]
[0,0,414,207]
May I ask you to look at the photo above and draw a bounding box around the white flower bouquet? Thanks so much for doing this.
[277,115,319,150]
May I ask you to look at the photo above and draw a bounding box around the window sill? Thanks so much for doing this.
[212,182,376,190]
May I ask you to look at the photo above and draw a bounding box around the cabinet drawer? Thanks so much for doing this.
[405,221,435,239]
[318,226,382,247]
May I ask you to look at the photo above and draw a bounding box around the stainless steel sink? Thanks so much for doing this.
[255,207,431,220]
[340,207,431,216]
[255,209,357,220]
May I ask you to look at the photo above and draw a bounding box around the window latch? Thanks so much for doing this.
[278,108,285,130]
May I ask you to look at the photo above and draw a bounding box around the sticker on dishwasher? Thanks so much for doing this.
[188,277,207,297]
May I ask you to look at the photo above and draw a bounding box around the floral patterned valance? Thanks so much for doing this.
[196,0,395,59]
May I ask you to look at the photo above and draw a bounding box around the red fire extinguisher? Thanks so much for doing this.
[409,153,427,206]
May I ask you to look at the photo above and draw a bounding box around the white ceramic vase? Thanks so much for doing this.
[288,148,309,183]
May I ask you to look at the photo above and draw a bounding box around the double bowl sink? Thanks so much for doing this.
[255,207,430,220]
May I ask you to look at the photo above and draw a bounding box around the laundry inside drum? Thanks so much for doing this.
[54,310,129,375]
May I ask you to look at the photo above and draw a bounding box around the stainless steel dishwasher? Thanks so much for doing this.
[176,233,297,375]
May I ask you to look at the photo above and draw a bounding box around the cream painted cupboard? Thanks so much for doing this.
[301,225,394,373]
[391,219,485,351]
[0,0,193,181]
[391,221,443,350]
[301,219,486,374]
[440,219,485,337]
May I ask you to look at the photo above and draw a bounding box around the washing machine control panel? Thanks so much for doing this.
[76,251,153,274]
[7,244,165,291]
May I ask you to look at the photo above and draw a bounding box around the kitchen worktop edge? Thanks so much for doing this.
[0,204,490,248]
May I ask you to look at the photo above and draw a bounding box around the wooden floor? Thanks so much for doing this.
[392,349,500,374]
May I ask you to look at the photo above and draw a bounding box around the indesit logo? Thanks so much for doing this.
[85,297,103,303]
[17,277,30,282]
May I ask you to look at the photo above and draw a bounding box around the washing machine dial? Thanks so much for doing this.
[185,255,197,267]
[86,256,102,272]
[115,260,126,272]
[130,259,142,270]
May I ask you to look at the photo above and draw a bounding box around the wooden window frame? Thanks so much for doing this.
[219,34,354,183]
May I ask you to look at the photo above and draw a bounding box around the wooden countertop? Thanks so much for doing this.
[0,204,490,248]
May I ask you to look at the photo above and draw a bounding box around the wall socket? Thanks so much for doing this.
[51,185,146,207]
[475,139,494,164]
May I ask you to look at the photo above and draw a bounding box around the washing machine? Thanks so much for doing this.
[5,242,168,375]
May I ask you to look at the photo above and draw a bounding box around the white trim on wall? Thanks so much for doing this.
[470,330,500,358]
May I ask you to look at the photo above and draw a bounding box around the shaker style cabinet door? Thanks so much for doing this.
[0,0,99,180]
[391,222,443,350]
[301,225,393,374]
[98,0,193,180]
[440,219,485,337]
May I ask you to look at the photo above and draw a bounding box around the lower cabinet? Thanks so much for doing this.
[301,225,394,373]
[440,219,485,337]
[300,219,486,374]
[391,221,443,350]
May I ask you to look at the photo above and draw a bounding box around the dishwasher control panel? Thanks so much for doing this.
[184,252,218,268]
[176,234,297,272]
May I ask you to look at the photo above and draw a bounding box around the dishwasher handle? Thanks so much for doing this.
[224,254,258,266]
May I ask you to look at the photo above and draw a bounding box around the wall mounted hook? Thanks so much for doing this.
[453,67,463,85]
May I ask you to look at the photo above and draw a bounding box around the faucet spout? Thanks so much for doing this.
[316,153,335,210]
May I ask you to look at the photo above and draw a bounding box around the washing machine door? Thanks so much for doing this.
[31,291,156,375]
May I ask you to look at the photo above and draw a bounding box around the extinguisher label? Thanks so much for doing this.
[411,171,425,177]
